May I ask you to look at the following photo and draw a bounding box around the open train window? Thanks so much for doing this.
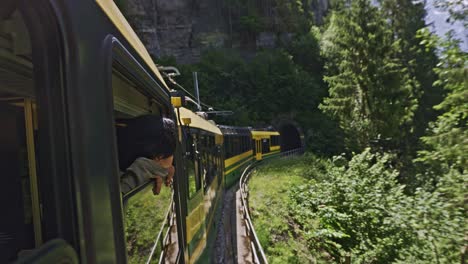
[109,40,172,263]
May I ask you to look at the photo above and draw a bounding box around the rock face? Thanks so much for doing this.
[119,0,329,64]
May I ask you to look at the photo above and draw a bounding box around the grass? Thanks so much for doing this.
[248,157,313,264]
[124,184,173,264]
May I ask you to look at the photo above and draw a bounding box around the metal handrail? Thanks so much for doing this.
[280,147,304,158]
[239,162,268,264]
[146,191,176,264]
[239,147,304,264]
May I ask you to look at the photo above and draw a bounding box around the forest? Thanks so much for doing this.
[156,0,466,262]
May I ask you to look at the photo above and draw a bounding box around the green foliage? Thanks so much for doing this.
[249,151,465,263]
[165,31,345,155]
[320,0,419,152]
[379,0,442,142]
[375,0,443,189]
[124,186,172,264]
[248,157,316,263]
[394,170,466,264]
[416,28,468,172]
[273,0,312,34]
[239,15,264,33]
[290,150,414,262]
[434,0,468,26]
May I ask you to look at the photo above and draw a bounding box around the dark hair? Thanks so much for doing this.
[117,115,176,170]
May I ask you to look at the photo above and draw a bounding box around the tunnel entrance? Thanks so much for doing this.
[279,123,302,151]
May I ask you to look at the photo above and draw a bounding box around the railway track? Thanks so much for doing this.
[236,148,304,264]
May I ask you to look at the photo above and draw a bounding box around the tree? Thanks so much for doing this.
[416,29,468,174]
[320,0,418,151]
[379,0,442,146]
[434,0,468,26]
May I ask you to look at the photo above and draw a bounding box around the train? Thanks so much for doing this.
[0,1,288,263]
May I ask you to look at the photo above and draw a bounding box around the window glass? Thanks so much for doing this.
[204,135,216,188]
[186,133,200,198]
[262,138,270,153]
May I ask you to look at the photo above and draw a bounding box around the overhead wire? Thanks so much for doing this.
[160,71,224,112]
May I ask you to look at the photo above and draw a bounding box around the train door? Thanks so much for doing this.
[255,140,262,160]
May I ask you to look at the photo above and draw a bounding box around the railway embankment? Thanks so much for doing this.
[246,150,465,263]
[248,157,312,263]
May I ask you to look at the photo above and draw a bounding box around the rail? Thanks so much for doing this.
[146,192,176,264]
[239,147,304,263]
[280,147,305,158]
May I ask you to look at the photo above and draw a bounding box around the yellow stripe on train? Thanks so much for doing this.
[225,156,254,175]
[224,150,253,168]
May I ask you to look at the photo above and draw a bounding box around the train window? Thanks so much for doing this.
[223,137,228,158]
[204,135,216,189]
[186,133,201,198]
[233,137,240,156]
[228,136,233,158]
[110,43,171,263]
[252,139,256,155]
[262,138,270,153]
[271,135,279,146]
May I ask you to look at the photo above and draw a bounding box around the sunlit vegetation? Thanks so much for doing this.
[125,185,172,264]
[248,157,312,263]
[249,152,465,263]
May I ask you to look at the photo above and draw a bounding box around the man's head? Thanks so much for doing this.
[118,115,176,170]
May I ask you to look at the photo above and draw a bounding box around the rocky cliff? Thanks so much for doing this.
[118,0,329,64]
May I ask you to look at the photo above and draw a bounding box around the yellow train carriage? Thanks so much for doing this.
[175,107,224,264]
[251,130,281,161]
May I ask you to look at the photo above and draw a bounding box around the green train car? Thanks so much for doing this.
[219,126,253,188]
[0,1,283,263]
[175,107,225,264]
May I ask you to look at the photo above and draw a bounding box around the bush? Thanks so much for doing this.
[288,149,465,263]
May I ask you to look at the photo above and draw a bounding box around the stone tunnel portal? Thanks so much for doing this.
[279,123,302,152]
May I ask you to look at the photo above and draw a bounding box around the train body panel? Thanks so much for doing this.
[175,107,224,264]
[218,126,253,188]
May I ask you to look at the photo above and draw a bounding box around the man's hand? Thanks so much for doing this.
[152,166,174,195]
[165,166,175,186]
[152,176,163,195]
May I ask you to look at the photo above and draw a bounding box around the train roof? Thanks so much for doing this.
[95,0,169,90]
[251,130,280,139]
[218,125,251,136]
[176,107,222,135]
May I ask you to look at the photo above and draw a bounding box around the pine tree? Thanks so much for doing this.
[320,0,418,151]
[416,29,468,172]
[379,0,442,150]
